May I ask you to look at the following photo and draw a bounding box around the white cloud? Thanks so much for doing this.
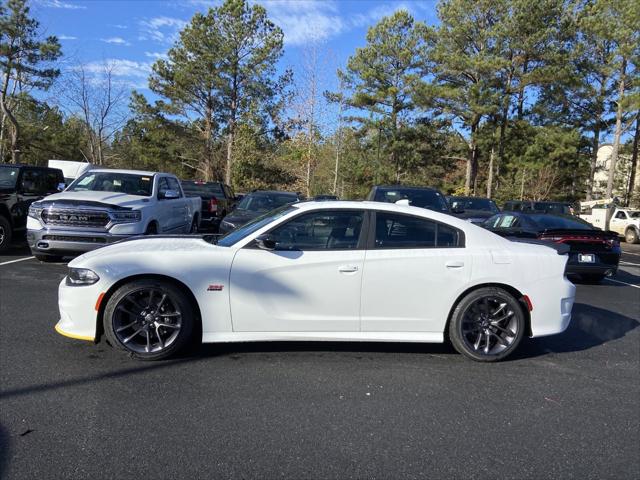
[110,24,128,29]
[262,0,345,45]
[101,37,131,46]
[80,59,152,79]
[139,16,188,44]
[58,35,77,40]
[38,0,86,9]
[145,51,168,60]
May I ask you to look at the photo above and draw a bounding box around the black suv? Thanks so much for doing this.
[0,164,65,250]
[181,181,237,232]
[367,185,451,213]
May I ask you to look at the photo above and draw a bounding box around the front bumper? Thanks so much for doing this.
[28,228,131,255]
[56,276,104,342]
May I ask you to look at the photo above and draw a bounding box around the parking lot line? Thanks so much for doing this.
[604,277,640,289]
[622,251,640,257]
[620,261,640,267]
[0,256,35,266]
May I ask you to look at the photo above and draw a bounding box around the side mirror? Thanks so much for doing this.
[160,189,180,200]
[255,234,276,251]
[57,182,66,192]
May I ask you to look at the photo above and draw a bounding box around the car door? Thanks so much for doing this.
[166,176,189,230]
[14,168,49,229]
[229,209,367,332]
[610,211,627,235]
[360,211,471,333]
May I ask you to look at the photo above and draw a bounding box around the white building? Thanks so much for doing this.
[592,144,637,203]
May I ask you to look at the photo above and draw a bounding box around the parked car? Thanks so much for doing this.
[447,196,500,224]
[503,200,574,215]
[367,185,450,213]
[0,164,65,251]
[580,206,640,244]
[48,159,93,185]
[181,180,237,232]
[483,212,621,282]
[27,169,201,261]
[219,190,302,234]
[55,200,575,362]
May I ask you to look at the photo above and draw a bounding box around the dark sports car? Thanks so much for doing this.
[483,212,621,282]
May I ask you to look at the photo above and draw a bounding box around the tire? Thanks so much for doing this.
[34,254,64,263]
[448,287,526,362]
[625,228,639,244]
[581,273,606,283]
[190,217,198,234]
[0,215,12,252]
[145,222,158,235]
[103,278,195,360]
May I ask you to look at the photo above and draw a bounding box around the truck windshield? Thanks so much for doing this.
[0,166,19,189]
[217,205,296,247]
[68,172,154,197]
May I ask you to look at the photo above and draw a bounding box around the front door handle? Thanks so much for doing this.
[445,261,465,269]
[338,265,359,273]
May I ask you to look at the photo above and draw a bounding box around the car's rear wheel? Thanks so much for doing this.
[0,216,12,251]
[103,279,195,360]
[448,287,525,362]
[625,228,639,244]
[190,217,198,233]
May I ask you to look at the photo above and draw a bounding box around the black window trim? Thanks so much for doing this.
[246,208,371,251]
[368,210,466,250]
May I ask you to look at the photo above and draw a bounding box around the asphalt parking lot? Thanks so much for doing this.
[0,239,638,479]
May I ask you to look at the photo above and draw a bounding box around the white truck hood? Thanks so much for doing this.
[41,190,150,209]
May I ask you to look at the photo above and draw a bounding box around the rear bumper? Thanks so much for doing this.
[566,252,619,276]
[528,276,576,338]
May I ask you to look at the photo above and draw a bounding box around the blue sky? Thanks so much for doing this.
[33,0,440,101]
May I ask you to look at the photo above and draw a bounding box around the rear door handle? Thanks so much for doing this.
[445,261,464,269]
[338,265,359,273]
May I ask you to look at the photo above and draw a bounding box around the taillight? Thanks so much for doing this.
[209,197,218,213]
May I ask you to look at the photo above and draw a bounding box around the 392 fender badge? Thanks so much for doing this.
[207,284,224,292]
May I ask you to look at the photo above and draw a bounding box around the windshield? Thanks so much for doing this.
[529,214,592,230]
[629,211,640,219]
[0,166,19,189]
[375,188,449,212]
[181,182,224,197]
[217,205,296,247]
[68,172,154,197]
[449,197,499,212]
[236,193,298,212]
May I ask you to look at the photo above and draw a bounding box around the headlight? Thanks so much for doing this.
[66,268,100,286]
[110,210,142,224]
[28,204,43,219]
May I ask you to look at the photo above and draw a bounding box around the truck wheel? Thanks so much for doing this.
[189,217,198,233]
[145,222,158,235]
[0,216,12,251]
[625,228,639,244]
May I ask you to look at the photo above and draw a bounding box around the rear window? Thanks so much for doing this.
[181,182,224,197]
[374,188,449,212]
[449,197,499,213]
[529,215,592,230]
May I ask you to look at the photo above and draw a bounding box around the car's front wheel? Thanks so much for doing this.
[103,279,195,360]
[448,287,525,362]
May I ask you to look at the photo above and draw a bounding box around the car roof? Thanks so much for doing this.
[88,168,158,176]
[373,185,441,192]
[248,190,299,196]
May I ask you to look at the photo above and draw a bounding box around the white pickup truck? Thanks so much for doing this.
[27,169,201,261]
[580,206,640,244]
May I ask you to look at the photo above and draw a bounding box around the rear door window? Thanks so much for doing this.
[374,212,463,249]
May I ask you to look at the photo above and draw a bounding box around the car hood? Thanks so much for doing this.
[224,210,260,225]
[38,191,151,209]
[453,210,495,220]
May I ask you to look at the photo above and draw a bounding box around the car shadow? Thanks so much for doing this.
[513,302,639,359]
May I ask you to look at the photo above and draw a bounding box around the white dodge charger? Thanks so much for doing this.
[56,201,575,362]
